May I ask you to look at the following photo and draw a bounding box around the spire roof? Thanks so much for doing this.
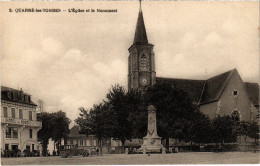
[133,9,148,44]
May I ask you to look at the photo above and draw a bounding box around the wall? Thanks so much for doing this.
[200,101,218,119]
[1,101,37,121]
[66,136,97,147]
[1,100,41,151]
[199,70,254,121]
[218,70,252,121]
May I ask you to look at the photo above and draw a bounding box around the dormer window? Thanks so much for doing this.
[7,92,11,99]
[7,91,14,100]
[24,95,29,102]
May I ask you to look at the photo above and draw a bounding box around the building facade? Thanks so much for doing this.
[65,126,98,148]
[128,5,259,122]
[157,69,259,121]
[1,86,42,152]
[65,126,124,153]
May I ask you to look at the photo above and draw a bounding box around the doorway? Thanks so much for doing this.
[11,145,18,151]
[26,145,30,151]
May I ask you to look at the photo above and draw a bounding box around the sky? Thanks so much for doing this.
[1,1,259,125]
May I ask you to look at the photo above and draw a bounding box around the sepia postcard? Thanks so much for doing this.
[0,0,259,165]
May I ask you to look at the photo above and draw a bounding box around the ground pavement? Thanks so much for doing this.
[1,152,259,165]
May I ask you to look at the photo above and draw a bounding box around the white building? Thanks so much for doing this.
[1,86,42,152]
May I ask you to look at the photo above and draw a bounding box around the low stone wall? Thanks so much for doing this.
[102,140,260,154]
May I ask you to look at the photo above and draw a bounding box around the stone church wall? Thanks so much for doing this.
[200,101,218,119]
[218,70,252,121]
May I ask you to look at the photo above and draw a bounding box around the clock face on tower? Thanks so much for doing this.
[140,76,149,86]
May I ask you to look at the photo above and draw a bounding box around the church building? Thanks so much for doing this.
[128,4,259,122]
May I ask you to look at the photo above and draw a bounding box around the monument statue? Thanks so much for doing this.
[138,105,163,153]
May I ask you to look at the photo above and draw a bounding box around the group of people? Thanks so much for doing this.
[1,149,40,157]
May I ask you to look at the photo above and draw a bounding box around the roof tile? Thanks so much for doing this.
[156,77,205,104]
[199,69,234,105]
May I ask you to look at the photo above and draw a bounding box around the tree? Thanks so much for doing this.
[75,102,113,155]
[106,84,144,148]
[51,111,71,155]
[192,111,213,144]
[76,84,145,153]
[127,96,147,139]
[248,121,259,143]
[37,111,71,156]
[37,112,53,156]
[235,121,259,151]
[144,82,197,148]
[211,115,237,145]
[75,107,93,136]
[169,112,212,150]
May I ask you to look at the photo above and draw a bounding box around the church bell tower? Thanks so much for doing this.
[128,2,156,91]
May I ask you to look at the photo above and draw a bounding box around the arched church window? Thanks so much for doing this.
[231,110,240,122]
[140,53,148,71]
[140,54,147,67]
[141,54,146,61]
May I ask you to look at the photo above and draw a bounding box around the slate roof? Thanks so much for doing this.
[133,10,148,45]
[244,82,259,106]
[199,69,234,105]
[1,86,37,106]
[156,69,259,107]
[156,77,205,104]
[68,125,94,138]
[69,125,81,137]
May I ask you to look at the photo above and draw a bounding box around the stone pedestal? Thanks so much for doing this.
[125,148,129,154]
[138,105,163,153]
[143,148,146,154]
[169,147,172,153]
[162,147,166,154]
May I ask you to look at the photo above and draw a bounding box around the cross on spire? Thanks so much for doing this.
[139,0,142,11]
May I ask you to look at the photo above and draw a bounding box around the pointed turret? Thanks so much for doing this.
[133,9,148,44]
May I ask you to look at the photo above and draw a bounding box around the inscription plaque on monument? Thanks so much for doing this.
[138,105,163,153]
